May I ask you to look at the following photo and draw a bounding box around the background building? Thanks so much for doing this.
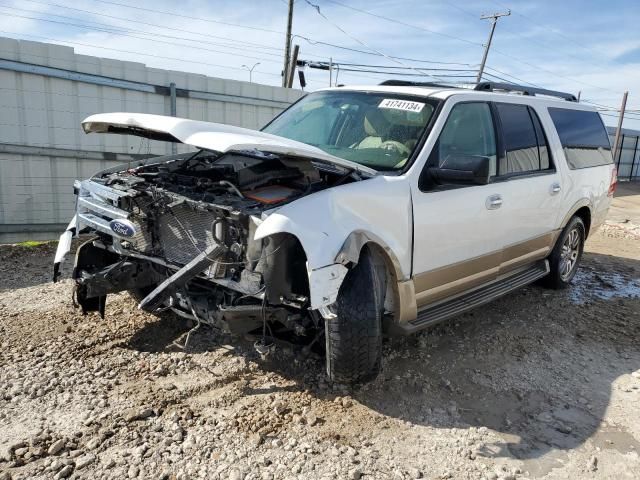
[0,37,304,243]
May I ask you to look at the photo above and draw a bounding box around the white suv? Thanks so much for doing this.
[54,81,617,384]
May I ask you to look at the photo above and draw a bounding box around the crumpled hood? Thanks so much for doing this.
[81,112,376,175]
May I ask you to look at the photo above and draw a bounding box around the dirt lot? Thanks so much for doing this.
[1,184,640,480]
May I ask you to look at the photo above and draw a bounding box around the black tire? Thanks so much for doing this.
[325,247,386,384]
[542,216,585,289]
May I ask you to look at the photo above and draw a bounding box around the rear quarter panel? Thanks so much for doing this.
[534,105,613,235]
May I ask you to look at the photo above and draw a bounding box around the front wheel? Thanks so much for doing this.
[324,247,386,384]
[542,216,585,289]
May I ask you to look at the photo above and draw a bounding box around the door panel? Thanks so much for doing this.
[411,100,564,307]
[493,104,563,273]
[412,101,504,306]
[494,174,562,275]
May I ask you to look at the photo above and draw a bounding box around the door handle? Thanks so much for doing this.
[486,194,503,210]
[550,182,561,194]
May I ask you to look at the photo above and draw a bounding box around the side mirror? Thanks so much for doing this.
[428,154,491,185]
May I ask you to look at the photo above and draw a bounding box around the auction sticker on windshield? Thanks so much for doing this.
[378,98,425,112]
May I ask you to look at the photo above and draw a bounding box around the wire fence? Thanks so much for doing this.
[609,129,640,180]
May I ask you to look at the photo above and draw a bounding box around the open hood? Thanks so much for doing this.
[82,112,376,175]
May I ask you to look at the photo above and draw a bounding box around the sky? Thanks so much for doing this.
[0,0,639,129]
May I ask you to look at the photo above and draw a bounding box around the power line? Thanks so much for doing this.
[581,97,640,111]
[483,65,542,88]
[437,0,601,67]
[0,9,283,64]
[302,0,456,83]
[598,111,640,120]
[89,0,284,34]
[487,49,620,96]
[326,62,476,72]
[582,100,617,109]
[19,0,284,53]
[582,100,640,115]
[17,0,463,67]
[481,70,520,84]
[0,30,282,78]
[489,0,610,61]
[0,2,480,82]
[326,67,476,78]
[305,60,476,72]
[319,0,622,95]
[294,35,475,66]
[2,0,628,101]
[599,112,640,121]
[322,0,481,47]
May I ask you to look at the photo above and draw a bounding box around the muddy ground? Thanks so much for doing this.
[1,184,639,480]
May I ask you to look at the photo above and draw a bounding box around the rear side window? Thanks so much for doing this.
[548,108,613,169]
[495,103,552,175]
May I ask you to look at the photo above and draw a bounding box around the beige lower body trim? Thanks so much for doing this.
[411,231,560,311]
[415,264,499,307]
[499,231,558,274]
[395,279,417,323]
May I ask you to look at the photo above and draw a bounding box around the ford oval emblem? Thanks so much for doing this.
[109,219,136,238]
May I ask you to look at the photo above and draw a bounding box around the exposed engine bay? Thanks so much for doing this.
[67,148,364,345]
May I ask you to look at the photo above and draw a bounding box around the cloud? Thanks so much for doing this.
[615,46,640,64]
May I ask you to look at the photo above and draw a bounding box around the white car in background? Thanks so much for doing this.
[54,81,617,384]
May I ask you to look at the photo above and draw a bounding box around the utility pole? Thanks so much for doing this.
[169,82,177,155]
[329,57,333,87]
[612,91,629,165]
[476,10,510,84]
[282,0,294,87]
[286,45,300,88]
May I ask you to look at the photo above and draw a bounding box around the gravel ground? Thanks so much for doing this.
[1,186,640,480]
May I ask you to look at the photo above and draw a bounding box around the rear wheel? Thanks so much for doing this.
[324,247,386,384]
[543,216,585,289]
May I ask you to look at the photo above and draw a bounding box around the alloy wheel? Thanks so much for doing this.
[560,227,581,281]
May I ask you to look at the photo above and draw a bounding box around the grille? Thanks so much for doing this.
[157,204,219,265]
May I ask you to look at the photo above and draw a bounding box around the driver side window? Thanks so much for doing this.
[435,102,497,176]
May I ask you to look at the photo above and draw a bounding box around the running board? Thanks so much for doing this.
[397,260,549,335]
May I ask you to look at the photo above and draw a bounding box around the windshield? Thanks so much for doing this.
[262,90,436,171]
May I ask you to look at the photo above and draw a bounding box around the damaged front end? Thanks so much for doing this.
[54,147,363,341]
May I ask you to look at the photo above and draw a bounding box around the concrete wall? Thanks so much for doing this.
[0,37,304,243]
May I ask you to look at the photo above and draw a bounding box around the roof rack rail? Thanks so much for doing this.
[379,80,461,89]
[474,81,577,102]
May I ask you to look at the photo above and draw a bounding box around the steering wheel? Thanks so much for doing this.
[379,140,411,156]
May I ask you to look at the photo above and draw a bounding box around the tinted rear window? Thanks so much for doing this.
[548,108,613,169]
[497,103,552,175]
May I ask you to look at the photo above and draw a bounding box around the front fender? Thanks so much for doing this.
[254,176,413,308]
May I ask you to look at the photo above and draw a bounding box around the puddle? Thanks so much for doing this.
[569,269,640,304]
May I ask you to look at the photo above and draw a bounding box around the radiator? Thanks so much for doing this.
[157,203,219,266]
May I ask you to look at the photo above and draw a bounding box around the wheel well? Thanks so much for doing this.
[261,233,310,303]
[573,206,591,237]
[361,242,399,319]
